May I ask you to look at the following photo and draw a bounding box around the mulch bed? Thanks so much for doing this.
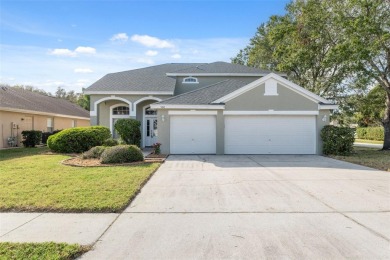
[62,155,168,167]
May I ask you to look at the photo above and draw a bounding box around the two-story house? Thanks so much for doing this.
[84,62,336,155]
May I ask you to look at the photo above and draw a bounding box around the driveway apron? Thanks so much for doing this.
[82,155,390,259]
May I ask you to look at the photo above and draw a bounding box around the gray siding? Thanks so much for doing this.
[225,83,318,111]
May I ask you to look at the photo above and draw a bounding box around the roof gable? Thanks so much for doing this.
[212,73,332,105]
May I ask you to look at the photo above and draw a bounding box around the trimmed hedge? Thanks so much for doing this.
[101,145,144,164]
[356,127,384,141]
[82,146,107,159]
[48,126,111,153]
[41,130,62,144]
[114,119,141,147]
[103,138,119,147]
[321,125,355,155]
[21,130,42,148]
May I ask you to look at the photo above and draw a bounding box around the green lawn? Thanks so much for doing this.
[0,147,159,212]
[0,242,88,260]
[355,139,383,144]
[329,147,390,172]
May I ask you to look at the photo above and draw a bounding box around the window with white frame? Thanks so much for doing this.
[47,118,53,132]
[112,106,129,115]
[71,120,76,127]
[182,77,199,84]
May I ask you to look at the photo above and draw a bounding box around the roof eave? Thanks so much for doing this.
[83,90,174,95]
[150,104,225,110]
[165,72,286,77]
[0,107,90,120]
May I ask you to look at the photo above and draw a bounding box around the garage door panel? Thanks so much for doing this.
[225,115,316,155]
[170,116,216,154]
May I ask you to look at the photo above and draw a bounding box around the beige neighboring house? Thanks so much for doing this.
[0,87,90,148]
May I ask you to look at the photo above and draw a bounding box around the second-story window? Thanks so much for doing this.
[182,77,199,84]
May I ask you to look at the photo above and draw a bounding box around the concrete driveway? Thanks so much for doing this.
[83,155,390,259]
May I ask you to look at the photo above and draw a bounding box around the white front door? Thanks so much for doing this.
[145,117,158,147]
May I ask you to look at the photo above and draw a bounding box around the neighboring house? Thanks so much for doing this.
[85,61,337,155]
[0,87,90,148]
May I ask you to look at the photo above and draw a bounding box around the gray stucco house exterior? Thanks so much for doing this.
[84,62,337,155]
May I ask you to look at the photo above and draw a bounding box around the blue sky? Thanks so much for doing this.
[0,0,290,93]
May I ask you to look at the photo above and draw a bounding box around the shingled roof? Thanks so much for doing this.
[0,87,90,119]
[85,62,278,93]
[168,61,273,75]
[155,79,255,105]
[85,63,204,93]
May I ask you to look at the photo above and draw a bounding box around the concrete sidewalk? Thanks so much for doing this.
[0,213,118,245]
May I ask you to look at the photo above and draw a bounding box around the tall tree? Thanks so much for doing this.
[232,0,390,149]
[333,0,390,149]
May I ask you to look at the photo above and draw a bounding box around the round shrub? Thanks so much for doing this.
[114,119,141,147]
[100,145,144,164]
[103,138,119,147]
[48,126,111,153]
[321,125,355,155]
[82,146,107,159]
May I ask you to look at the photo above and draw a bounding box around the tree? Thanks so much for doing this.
[232,0,390,150]
[355,86,386,127]
[332,0,390,149]
[232,0,352,100]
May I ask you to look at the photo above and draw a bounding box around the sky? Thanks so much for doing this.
[0,0,290,93]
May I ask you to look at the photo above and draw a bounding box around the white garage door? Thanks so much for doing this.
[225,115,316,154]
[170,115,216,154]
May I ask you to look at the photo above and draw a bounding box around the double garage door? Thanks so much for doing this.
[170,115,316,154]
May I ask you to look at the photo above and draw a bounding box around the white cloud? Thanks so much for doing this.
[49,48,76,57]
[74,46,96,54]
[49,46,96,57]
[74,68,93,73]
[131,34,174,49]
[110,33,129,42]
[171,53,181,59]
[145,50,158,56]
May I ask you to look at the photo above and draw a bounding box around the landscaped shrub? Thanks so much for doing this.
[321,125,355,155]
[356,127,384,141]
[114,119,141,147]
[21,130,42,148]
[47,126,111,153]
[102,138,119,147]
[100,145,144,164]
[41,130,62,144]
[82,146,107,159]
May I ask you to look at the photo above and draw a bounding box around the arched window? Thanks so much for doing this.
[182,77,198,84]
[145,106,157,115]
[112,106,129,115]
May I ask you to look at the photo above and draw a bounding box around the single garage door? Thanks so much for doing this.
[225,115,316,154]
[170,115,216,154]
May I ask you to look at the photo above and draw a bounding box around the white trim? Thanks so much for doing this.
[92,96,132,116]
[168,110,218,115]
[90,111,97,117]
[150,104,225,110]
[319,104,338,110]
[182,76,199,84]
[166,73,286,77]
[109,103,130,135]
[223,110,319,115]
[212,73,332,104]
[0,107,90,120]
[132,96,162,117]
[84,91,173,95]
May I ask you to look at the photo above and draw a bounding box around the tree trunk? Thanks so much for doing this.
[383,91,390,150]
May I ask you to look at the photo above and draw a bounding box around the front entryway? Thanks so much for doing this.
[144,117,158,147]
